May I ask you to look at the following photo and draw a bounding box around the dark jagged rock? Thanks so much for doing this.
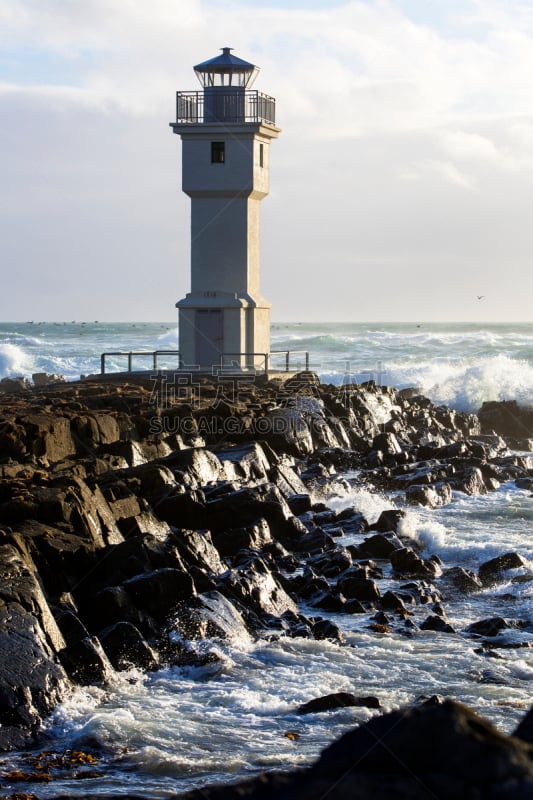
[58,635,113,684]
[296,692,381,715]
[206,482,292,536]
[479,400,533,439]
[420,614,455,633]
[360,532,403,558]
[170,529,227,575]
[452,465,487,495]
[155,490,208,530]
[211,518,273,558]
[441,566,483,594]
[99,621,159,671]
[216,559,297,622]
[378,592,406,614]
[170,591,251,643]
[86,585,159,637]
[515,707,533,744]
[307,546,352,577]
[0,605,70,749]
[369,508,405,533]
[337,574,381,602]
[478,552,527,587]
[466,617,520,637]
[390,547,441,578]
[123,567,196,620]
[311,618,345,642]
[0,375,530,753]
[406,481,452,507]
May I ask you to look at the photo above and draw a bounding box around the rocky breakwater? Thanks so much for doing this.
[0,371,531,774]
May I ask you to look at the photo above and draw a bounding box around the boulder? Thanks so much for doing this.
[307,547,352,577]
[369,509,405,533]
[163,447,222,485]
[371,432,402,456]
[170,529,226,575]
[155,490,208,529]
[0,376,30,394]
[406,482,452,508]
[514,707,533,745]
[0,605,70,748]
[262,407,315,456]
[170,591,251,643]
[32,372,66,386]
[466,617,518,637]
[420,614,455,633]
[360,532,403,558]
[85,585,158,637]
[207,483,292,536]
[453,466,487,496]
[123,568,196,620]
[216,559,297,621]
[441,566,483,594]
[58,636,113,684]
[311,618,345,643]
[211,518,273,558]
[390,547,441,578]
[478,400,533,439]
[20,413,76,463]
[478,553,526,587]
[337,575,381,602]
[303,699,533,798]
[214,441,271,483]
[297,693,381,715]
[99,621,159,671]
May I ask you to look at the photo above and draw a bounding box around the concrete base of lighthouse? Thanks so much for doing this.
[177,291,271,371]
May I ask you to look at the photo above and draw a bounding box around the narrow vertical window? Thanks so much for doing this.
[259,143,264,167]
[211,141,225,163]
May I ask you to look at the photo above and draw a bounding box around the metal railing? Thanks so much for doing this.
[270,350,310,373]
[219,350,310,377]
[174,90,276,125]
[100,350,181,374]
[99,349,309,377]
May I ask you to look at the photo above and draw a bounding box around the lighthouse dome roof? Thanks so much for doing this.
[194,47,259,88]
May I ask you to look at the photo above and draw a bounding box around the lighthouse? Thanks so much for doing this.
[170,48,281,370]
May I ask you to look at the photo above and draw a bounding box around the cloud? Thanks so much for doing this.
[1,0,533,321]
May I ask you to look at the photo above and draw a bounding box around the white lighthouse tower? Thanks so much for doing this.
[170,48,281,370]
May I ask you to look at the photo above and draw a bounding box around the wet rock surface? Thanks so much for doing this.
[0,372,531,784]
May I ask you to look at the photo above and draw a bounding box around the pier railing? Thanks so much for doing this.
[219,350,310,377]
[100,349,310,377]
[100,350,181,374]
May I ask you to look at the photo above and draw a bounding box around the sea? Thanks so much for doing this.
[0,321,532,798]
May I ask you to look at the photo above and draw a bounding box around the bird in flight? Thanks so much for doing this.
[476,295,485,300]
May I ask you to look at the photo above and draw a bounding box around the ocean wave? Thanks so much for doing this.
[388,354,533,412]
[0,333,47,346]
[0,343,34,378]
[319,354,533,413]
[156,327,180,347]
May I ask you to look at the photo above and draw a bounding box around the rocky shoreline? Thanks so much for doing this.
[0,372,532,798]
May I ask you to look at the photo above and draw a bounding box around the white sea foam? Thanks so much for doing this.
[0,342,33,378]
[385,354,533,412]
[327,483,397,525]
[156,327,179,347]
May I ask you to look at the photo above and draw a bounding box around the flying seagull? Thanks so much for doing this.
[476,295,485,300]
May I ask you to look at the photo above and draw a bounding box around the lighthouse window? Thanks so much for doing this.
[259,143,264,167]
[211,141,225,163]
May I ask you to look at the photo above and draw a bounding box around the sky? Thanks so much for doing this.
[1,0,533,322]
